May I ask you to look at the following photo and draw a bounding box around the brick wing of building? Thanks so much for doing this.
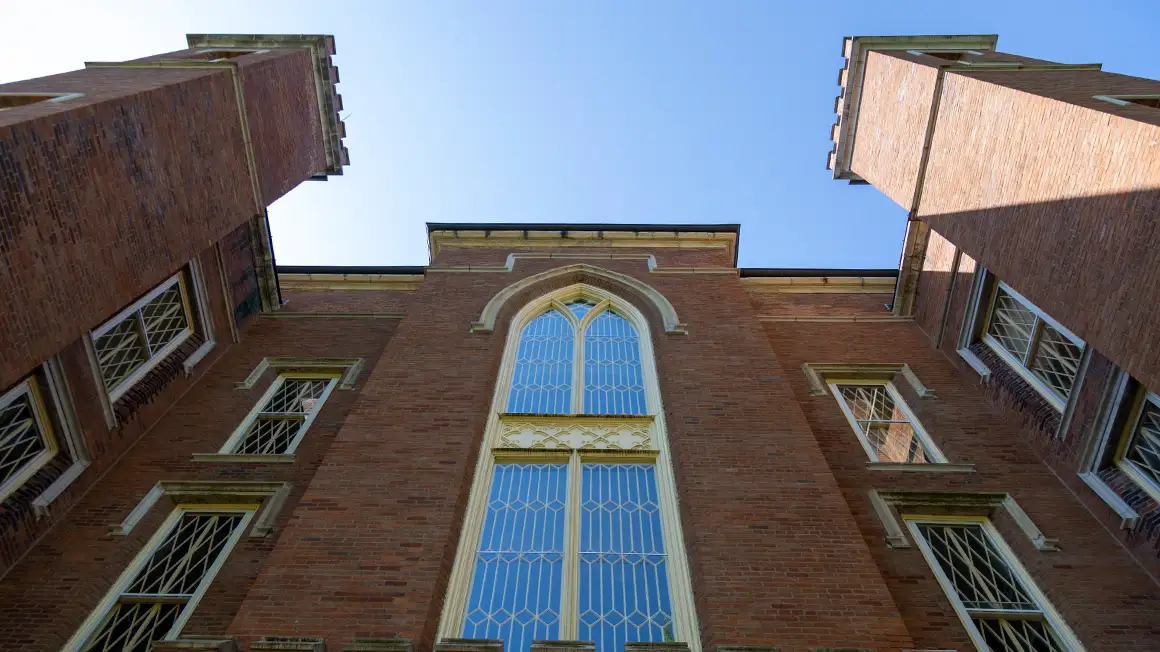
[0,31,1158,652]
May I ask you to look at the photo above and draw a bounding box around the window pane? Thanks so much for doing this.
[1028,324,1083,399]
[567,300,596,320]
[838,385,905,422]
[858,422,928,464]
[81,602,183,652]
[579,464,673,652]
[988,289,1037,361]
[140,283,190,352]
[94,318,149,391]
[263,379,331,415]
[126,513,245,596]
[915,523,1037,612]
[0,387,48,487]
[465,464,567,652]
[235,417,304,455]
[1125,398,1160,486]
[508,311,575,414]
[583,311,647,416]
[974,617,1066,652]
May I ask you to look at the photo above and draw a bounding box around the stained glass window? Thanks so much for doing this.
[225,376,338,455]
[74,509,251,652]
[92,274,194,399]
[508,311,575,414]
[507,302,647,416]
[832,383,936,464]
[464,465,568,652]
[985,284,1083,405]
[912,521,1071,652]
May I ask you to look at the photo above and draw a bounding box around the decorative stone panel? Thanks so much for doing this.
[498,416,654,450]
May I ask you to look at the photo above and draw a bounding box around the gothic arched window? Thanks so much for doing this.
[441,285,698,652]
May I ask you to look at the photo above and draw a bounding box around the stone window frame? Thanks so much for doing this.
[437,282,701,652]
[0,377,60,504]
[904,514,1082,652]
[828,378,949,465]
[209,372,340,461]
[958,268,1093,439]
[63,503,259,651]
[868,490,1060,552]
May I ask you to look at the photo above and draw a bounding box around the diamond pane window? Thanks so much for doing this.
[912,520,1073,652]
[508,310,575,414]
[91,274,194,400]
[1120,393,1160,496]
[579,464,673,650]
[72,509,252,652]
[584,311,647,416]
[831,383,940,464]
[984,283,1084,407]
[222,375,338,456]
[0,378,58,503]
[464,464,568,652]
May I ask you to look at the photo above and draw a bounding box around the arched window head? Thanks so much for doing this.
[506,298,648,416]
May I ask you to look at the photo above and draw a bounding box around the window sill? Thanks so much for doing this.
[956,347,991,377]
[867,462,975,473]
[1078,471,1140,529]
[182,340,217,376]
[191,453,296,464]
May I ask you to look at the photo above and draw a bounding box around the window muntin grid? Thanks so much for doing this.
[0,377,58,503]
[830,382,943,464]
[69,507,254,652]
[984,283,1084,408]
[221,375,338,456]
[91,274,194,401]
[1117,392,1160,500]
[464,462,674,652]
[909,519,1075,652]
[507,300,647,417]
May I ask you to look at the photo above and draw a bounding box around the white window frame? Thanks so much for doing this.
[215,373,340,457]
[981,281,1085,411]
[1113,390,1160,504]
[90,273,196,402]
[437,283,700,652]
[0,377,60,504]
[905,515,1083,651]
[829,379,948,464]
[61,504,257,651]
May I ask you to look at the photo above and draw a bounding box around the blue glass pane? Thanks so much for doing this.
[507,310,574,414]
[465,465,568,652]
[579,464,673,652]
[567,301,596,320]
[583,311,647,415]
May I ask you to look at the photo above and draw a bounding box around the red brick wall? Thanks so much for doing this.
[280,287,417,313]
[0,315,397,651]
[228,253,913,651]
[763,316,1160,651]
[744,289,893,317]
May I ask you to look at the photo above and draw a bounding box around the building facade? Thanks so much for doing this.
[0,31,1157,652]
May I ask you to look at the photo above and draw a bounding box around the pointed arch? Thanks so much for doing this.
[470,264,687,335]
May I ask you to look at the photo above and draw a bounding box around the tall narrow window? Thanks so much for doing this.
[1116,391,1160,498]
[983,283,1084,408]
[66,507,255,651]
[0,377,59,503]
[91,274,195,401]
[217,374,338,456]
[908,518,1078,651]
[443,285,697,652]
[830,382,944,464]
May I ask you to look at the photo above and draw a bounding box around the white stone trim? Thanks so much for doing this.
[32,355,91,516]
[801,362,935,398]
[869,490,1059,552]
[107,480,291,539]
[235,357,364,391]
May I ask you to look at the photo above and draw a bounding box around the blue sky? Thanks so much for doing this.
[3,1,1157,268]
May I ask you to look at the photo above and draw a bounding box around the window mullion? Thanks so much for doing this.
[559,450,582,639]
[572,323,585,414]
[135,310,154,358]
[1023,316,1046,366]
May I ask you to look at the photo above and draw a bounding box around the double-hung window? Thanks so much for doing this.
[830,381,944,464]
[64,506,255,651]
[983,282,1084,410]
[444,291,696,652]
[0,377,59,503]
[91,274,195,401]
[907,517,1080,651]
[217,374,339,456]
[1114,391,1160,500]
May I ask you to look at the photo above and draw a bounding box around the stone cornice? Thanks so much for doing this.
[428,229,737,266]
[741,275,896,294]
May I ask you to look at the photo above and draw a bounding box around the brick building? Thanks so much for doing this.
[0,31,1157,652]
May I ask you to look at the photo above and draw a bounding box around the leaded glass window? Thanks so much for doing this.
[1118,392,1160,498]
[91,274,194,400]
[464,462,674,652]
[831,382,942,464]
[0,377,58,503]
[910,520,1074,652]
[984,283,1084,408]
[70,508,254,652]
[220,375,338,456]
[507,300,647,416]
